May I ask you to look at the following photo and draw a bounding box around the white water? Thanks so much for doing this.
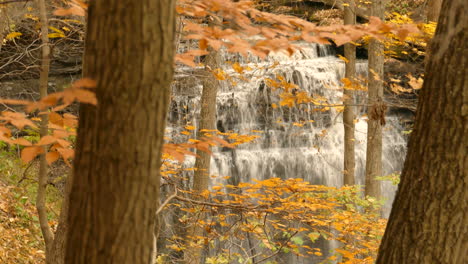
[170,43,407,217]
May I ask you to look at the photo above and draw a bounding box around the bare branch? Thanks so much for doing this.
[0,0,29,5]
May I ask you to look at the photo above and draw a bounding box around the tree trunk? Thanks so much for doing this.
[193,51,220,191]
[376,0,467,263]
[185,47,220,264]
[0,7,6,53]
[46,174,72,264]
[343,0,356,186]
[365,0,385,199]
[65,1,176,263]
[426,0,442,22]
[36,0,54,257]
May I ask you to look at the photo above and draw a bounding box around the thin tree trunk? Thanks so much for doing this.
[426,0,442,22]
[343,0,356,186]
[0,7,5,53]
[365,0,385,199]
[185,48,220,264]
[36,0,54,257]
[46,173,72,264]
[376,0,467,262]
[193,51,219,192]
[65,1,176,263]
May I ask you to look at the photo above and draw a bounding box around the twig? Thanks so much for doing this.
[17,160,35,186]
[0,0,29,5]
[174,195,261,211]
[253,231,299,264]
[156,188,178,215]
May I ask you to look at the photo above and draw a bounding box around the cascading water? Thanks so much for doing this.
[163,43,410,263]
[170,43,407,217]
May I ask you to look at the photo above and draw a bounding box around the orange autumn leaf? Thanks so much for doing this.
[46,151,60,165]
[10,138,32,146]
[63,88,97,105]
[49,112,64,126]
[21,146,44,163]
[36,135,57,146]
[71,78,96,89]
[55,138,71,148]
[57,148,74,160]
[0,99,29,105]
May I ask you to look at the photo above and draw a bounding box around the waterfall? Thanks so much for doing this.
[170,42,407,217]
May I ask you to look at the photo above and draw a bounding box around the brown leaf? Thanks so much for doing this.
[48,112,64,126]
[72,78,96,89]
[175,54,197,67]
[46,151,60,165]
[0,99,29,105]
[63,88,97,105]
[0,126,11,137]
[37,135,57,146]
[10,138,32,146]
[53,6,85,17]
[199,39,208,50]
[208,136,234,148]
[21,146,44,163]
[57,148,74,160]
[56,138,72,148]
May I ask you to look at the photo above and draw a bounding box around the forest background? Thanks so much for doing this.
[0,0,465,264]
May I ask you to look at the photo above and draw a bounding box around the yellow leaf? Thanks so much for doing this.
[185,125,196,130]
[49,26,64,34]
[232,62,244,74]
[5,32,22,40]
[212,69,227,80]
[338,54,349,63]
[48,32,65,38]
[334,105,345,112]
[24,13,39,21]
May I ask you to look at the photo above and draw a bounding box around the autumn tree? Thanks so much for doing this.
[343,0,356,185]
[376,0,467,263]
[36,0,53,258]
[193,34,220,193]
[365,0,385,200]
[185,26,221,264]
[65,1,176,263]
[35,1,70,263]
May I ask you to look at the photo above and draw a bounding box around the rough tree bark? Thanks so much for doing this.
[185,45,220,264]
[193,51,220,192]
[343,0,356,186]
[364,0,385,199]
[426,0,442,22]
[65,1,176,263]
[376,0,467,263]
[46,176,71,264]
